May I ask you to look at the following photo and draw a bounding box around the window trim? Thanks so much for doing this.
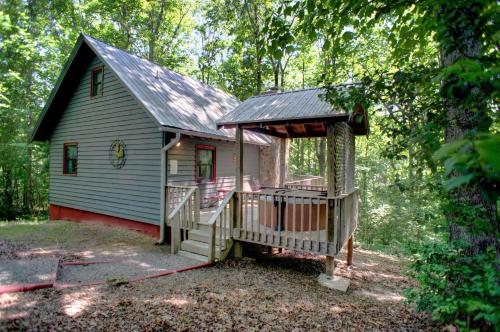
[195,144,216,183]
[63,142,78,176]
[90,66,104,97]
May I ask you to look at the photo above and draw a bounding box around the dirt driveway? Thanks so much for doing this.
[0,220,437,331]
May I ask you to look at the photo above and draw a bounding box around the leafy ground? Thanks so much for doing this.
[0,220,438,331]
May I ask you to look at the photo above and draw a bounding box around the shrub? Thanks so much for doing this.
[406,242,500,331]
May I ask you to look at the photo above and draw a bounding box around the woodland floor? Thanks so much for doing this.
[0,220,438,331]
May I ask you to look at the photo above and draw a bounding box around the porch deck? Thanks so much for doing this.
[168,184,359,261]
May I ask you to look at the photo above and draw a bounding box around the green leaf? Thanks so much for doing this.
[475,135,500,173]
[443,174,474,191]
[342,31,355,41]
[432,140,467,161]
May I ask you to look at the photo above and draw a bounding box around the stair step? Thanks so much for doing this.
[181,239,210,256]
[177,250,208,262]
[189,229,230,243]
[180,239,226,257]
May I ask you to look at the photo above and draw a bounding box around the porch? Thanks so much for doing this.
[164,175,358,273]
[161,88,368,279]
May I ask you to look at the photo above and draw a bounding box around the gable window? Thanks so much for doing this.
[63,143,78,175]
[90,67,104,97]
[195,145,215,183]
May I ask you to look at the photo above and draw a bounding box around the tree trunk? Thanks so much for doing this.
[273,61,279,88]
[148,39,155,62]
[302,58,305,89]
[2,169,15,220]
[316,138,326,178]
[307,139,312,174]
[439,3,498,254]
[298,139,304,174]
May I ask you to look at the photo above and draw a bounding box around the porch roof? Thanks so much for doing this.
[217,88,368,138]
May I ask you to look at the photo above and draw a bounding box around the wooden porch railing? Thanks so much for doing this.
[167,185,200,254]
[206,191,234,262]
[232,189,358,256]
[284,183,328,191]
[287,174,325,185]
[285,176,327,191]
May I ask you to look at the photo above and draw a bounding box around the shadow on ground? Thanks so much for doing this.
[0,220,437,331]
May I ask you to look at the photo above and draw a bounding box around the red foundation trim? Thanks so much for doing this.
[49,204,160,238]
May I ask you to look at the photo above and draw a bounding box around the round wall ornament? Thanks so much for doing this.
[109,139,127,169]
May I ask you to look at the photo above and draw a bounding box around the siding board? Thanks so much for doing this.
[49,56,162,225]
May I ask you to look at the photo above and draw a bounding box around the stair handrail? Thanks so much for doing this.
[168,187,196,220]
[207,190,235,263]
[170,186,199,254]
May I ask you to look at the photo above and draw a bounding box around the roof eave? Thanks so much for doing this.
[217,113,350,130]
[160,126,271,146]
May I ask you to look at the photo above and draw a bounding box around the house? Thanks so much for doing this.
[31,34,270,238]
[32,34,367,278]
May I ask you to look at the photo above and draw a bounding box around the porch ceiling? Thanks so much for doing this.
[232,114,349,138]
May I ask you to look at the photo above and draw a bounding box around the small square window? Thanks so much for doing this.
[195,145,216,183]
[63,143,78,175]
[91,67,104,97]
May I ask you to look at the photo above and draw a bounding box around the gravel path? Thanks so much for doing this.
[0,259,57,285]
[58,254,201,285]
[0,221,201,287]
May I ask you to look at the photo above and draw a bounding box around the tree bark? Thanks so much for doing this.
[439,3,498,254]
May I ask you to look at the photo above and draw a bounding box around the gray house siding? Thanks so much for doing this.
[167,137,260,207]
[49,57,162,225]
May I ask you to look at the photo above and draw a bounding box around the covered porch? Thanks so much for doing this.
[164,88,368,278]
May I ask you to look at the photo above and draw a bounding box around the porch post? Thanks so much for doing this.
[235,125,244,191]
[347,236,353,266]
[326,123,336,276]
[233,125,244,258]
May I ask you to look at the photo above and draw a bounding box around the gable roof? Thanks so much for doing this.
[31,34,269,145]
[217,87,368,137]
[217,88,343,126]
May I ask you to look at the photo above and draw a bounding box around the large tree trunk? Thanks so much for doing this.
[439,3,498,254]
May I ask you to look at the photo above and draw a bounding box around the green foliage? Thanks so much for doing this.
[270,1,499,330]
[353,122,447,250]
[406,242,500,331]
[433,134,500,200]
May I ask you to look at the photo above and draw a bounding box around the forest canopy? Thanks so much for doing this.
[0,0,498,330]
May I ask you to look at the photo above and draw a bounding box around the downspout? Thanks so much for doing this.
[158,132,181,244]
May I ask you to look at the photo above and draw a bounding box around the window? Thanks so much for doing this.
[63,143,78,175]
[195,145,215,183]
[90,67,104,96]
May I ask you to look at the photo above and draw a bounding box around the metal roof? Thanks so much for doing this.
[217,88,347,127]
[31,34,269,145]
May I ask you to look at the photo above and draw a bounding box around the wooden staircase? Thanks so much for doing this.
[178,223,233,262]
[167,186,234,263]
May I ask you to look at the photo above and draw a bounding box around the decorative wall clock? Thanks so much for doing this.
[109,139,127,169]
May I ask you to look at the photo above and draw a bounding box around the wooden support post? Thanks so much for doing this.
[235,125,243,192]
[171,214,181,254]
[234,126,244,259]
[347,235,353,266]
[326,123,336,276]
[194,188,200,228]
